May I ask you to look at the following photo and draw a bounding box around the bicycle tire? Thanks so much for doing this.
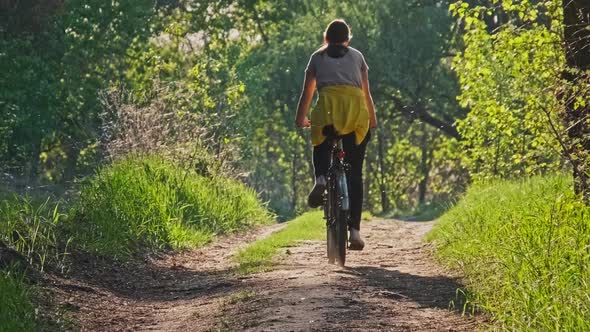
[333,171,347,266]
[326,178,337,264]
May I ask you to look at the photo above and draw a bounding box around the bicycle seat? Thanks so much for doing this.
[322,125,344,140]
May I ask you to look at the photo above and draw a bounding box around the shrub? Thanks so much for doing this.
[70,156,272,257]
[428,174,590,330]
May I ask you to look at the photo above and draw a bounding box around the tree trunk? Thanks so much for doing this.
[492,137,501,176]
[563,0,590,204]
[61,142,80,186]
[418,128,433,205]
[364,149,373,212]
[377,129,390,212]
[27,141,40,186]
[291,151,298,212]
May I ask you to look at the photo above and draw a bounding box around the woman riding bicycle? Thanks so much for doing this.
[295,19,377,250]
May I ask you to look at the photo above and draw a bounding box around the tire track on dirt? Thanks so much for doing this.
[218,219,480,331]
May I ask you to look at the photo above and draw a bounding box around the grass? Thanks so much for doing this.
[235,211,325,274]
[381,202,448,221]
[428,174,590,331]
[0,154,273,329]
[0,269,37,332]
[70,155,273,257]
[0,195,70,272]
[0,196,72,331]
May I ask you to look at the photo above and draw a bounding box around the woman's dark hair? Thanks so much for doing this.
[320,19,351,58]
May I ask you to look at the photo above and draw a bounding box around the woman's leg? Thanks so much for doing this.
[308,138,331,208]
[342,130,371,230]
[312,139,331,178]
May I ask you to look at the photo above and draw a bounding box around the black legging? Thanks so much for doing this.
[313,129,371,230]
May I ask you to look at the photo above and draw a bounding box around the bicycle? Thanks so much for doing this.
[322,126,351,266]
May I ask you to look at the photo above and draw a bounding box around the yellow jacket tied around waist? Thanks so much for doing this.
[310,85,369,146]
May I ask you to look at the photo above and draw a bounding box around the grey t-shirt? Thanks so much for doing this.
[305,46,369,89]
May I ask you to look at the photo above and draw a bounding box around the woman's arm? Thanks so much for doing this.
[361,70,377,128]
[295,70,316,128]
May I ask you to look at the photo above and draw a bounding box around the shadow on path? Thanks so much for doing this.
[337,265,471,312]
[55,250,239,302]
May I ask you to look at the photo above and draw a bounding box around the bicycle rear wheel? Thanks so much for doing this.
[333,203,347,266]
[326,178,337,264]
[326,173,348,266]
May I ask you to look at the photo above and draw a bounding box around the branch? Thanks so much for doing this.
[253,13,269,44]
[391,95,462,140]
[537,100,577,169]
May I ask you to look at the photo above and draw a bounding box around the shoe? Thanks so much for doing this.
[307,183,325,208]
[348,228,365,251]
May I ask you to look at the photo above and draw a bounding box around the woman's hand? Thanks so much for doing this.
[296,116,311,128]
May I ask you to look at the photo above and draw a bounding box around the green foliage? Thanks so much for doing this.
[428,175,590,330]
[0,0,159,181]
[452,0,565,179]
[0,0,471,216]
[0,196,69,272]
[366,123,467,212]
[0,270,37,332]
[123,3,248,154]
[70,156,272,257]
[235,211,325,274]
[238,0,466,214]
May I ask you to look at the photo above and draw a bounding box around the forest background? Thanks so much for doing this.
[1,0,588,218]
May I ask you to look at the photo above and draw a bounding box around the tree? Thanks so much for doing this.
[562,0,590,203]
[451,0,565,180]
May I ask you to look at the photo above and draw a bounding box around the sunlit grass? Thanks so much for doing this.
[428,174,590,330]
[0,154,274,329]
[70,155,273,258]
[234,211,325,274]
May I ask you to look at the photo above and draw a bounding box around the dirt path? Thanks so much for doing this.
[49,219,480,331]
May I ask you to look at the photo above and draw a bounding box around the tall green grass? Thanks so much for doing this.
[0,196,69,272]
[428,174,590,331]
[0,270,37,332]
[70,156,272,257]
[0,155,272,329]
[0,196,70,331]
